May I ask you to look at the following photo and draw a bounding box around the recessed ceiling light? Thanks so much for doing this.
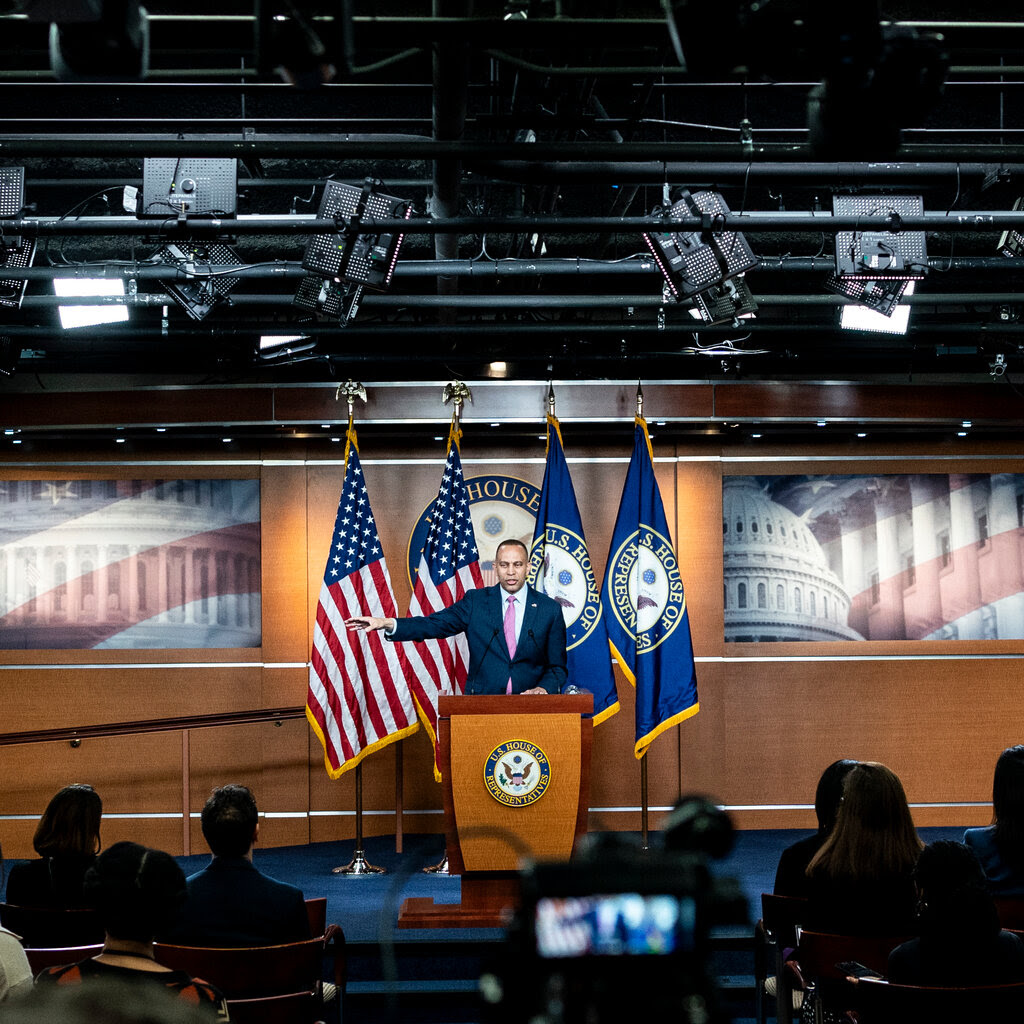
[962,420,972,428]
[817,419,827,427]
[490,422,500,427]
[957,431,968,437]
[857,432,867,438]
[222,437,233,443]
[331,437,341,442]
[751,433,762,438]
[155,427,166,433]
[433,436,443,441]
[115,438,126,444]
[12,439,22,445]
[321,424,331,429]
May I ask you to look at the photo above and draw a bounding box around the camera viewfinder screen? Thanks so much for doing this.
[534,894,696,958]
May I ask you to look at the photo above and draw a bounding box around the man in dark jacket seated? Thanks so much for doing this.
[162,784,310,947]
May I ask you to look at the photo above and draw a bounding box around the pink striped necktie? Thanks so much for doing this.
[504,594,516,694]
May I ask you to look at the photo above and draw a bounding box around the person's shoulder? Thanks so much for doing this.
[964,825,995,847]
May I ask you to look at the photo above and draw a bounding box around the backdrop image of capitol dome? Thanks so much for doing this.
[0,478,260,649]
[724,473,1024,643]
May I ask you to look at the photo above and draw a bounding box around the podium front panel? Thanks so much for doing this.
[450,711,582,871]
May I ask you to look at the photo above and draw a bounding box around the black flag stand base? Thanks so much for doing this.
[332,763,386,875]
[422,852,449,875]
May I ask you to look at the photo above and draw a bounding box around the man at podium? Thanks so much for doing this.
[346,538,567,695]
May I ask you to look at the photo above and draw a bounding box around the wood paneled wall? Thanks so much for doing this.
[2,408,1020,857]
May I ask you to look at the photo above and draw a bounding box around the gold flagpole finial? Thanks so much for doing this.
[547,382,556,418]
[443,381,473,430]
[336,380,367,433]
[636,381,644,419]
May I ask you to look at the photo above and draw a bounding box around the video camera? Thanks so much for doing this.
[486,797,748,1024]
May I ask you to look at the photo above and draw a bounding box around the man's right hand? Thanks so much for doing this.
[345,616,396,633]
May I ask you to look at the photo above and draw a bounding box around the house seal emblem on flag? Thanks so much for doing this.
[407,474,541,588]
[484,739,551,806]
[529,525,603,651]
[607,524,686,651]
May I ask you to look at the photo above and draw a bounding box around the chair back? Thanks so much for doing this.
[761,893,810,950]
[153,936,325,999]
[0,902,104,948]
[24,943,104,974]
[994,896,1024,930]
[225,990,323,1024]
[305,897,327,938]
[797,929,911,982]
[856,976,1024,1024]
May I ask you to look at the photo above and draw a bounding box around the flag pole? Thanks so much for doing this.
[331,381,386,877]
[423,382,473,876]
[636,381,650,852]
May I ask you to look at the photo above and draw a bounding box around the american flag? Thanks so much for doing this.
[404,425,485,769]
[307,431,420,778]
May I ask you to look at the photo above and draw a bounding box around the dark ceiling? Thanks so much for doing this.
[1,0,1024,393]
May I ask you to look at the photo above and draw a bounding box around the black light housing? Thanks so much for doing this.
[642,189,758,303]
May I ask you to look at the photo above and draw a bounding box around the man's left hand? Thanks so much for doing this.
[521,687,547,695]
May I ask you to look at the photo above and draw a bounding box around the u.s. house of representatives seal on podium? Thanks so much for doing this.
[484,739,551,806]
[607,524,685,651]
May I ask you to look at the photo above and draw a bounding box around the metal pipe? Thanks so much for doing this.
[0,256,1019,281]
[2,135,1024,161]
[7,212,1024,234]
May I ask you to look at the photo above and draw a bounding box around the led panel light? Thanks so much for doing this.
[139,158,237,218]
[833,195,927,280]
[841,281,915,334]
[303,178,413,291]
[692,275,757,325]
[642,189,757,302]
[998,197,1024,258]
[0,239,36,310]
[0,167,25,248]
[825,274,908,317]
[54,277,129,329]
[153,242,241,321]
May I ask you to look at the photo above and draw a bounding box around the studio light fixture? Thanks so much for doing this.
[689,275,758,325]
[826,194,926,316]
[153,242,241,320]
[303,177,413,290]
[840,280,915,335]
[139,158,237,218]
[998,197,1024,258]
[642,189,758,303]
[54,278,129,329]
[0,239,36,311]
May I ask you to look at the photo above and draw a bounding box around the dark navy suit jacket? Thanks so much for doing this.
[161,856,310,948]
[389,584,567,695]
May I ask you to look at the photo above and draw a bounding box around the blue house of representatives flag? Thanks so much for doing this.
[601,416,699,757]
[528,414,619,725]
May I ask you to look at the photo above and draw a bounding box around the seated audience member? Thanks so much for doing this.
[4,976,211,1024]
[889,840,1024,985]
[36,841,227,1021]
[806,761,921,935]
[0,924,32,1002]
[162,784,310,947]
[964,744,1024,896]
[5,784,101,908]
[774,758,859,898]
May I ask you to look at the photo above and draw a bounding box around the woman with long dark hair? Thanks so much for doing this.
[964,745,1024,896]
[5,784,102,908]
[806,761,922,935]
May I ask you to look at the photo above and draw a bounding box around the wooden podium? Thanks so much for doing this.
[398,693,593,928]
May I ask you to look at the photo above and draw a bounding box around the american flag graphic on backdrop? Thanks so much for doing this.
[0,478,260,650]
[307,431,420,778]
[404,424,485,770]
